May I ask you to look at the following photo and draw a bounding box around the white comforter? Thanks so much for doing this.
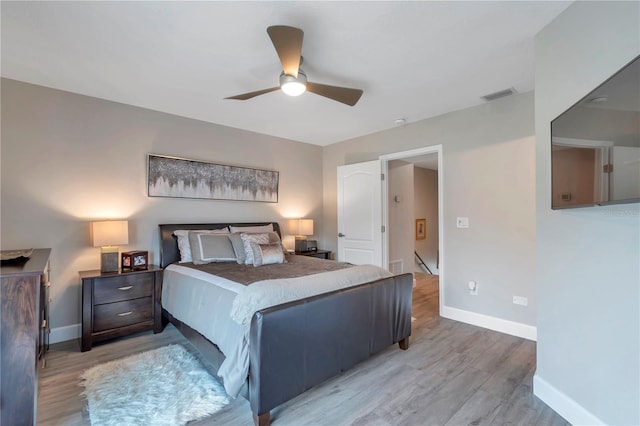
[162,263,392,397]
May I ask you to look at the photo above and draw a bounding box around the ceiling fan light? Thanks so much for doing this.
[282,81,306,96]
[280,72,307,97]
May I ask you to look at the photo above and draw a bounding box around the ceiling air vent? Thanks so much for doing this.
[481,87,517,102]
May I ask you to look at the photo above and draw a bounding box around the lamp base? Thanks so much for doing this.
[294,236,308,253]
[100,247,119,273]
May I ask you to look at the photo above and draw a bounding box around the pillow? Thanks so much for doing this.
[240,232,270,265]
[188,232,236,265]
[250,242,286,267]
[229,224,274,234]
[228,231,283,264]
[266,231,287,256]
[227,233,247,264]
[173,228,229,263]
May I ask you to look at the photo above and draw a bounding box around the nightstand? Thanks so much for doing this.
[295,249,332,260]
[80,266,162,352]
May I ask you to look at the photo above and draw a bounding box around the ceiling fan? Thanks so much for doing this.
[225,25,363,106]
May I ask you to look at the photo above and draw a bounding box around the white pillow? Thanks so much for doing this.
[173,228,229,263]
[229,224,274,234]
[240,232,270,265]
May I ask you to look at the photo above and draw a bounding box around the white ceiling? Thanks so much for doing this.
[1,1,572,146]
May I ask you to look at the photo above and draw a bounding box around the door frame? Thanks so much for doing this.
[380,144,444,314]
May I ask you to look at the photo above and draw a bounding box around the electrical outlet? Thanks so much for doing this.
[457,217,469,228]
[468,280,478,296]
[513,296,528,306]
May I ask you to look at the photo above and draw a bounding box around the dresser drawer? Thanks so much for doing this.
[93,297,152,332]
[93,273,153,305]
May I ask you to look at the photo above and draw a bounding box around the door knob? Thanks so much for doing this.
[338,233,345,237]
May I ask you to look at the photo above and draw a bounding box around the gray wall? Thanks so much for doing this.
[414,166,439,274]
[534,2,640,424]
[1,78,323,333]
[323,91,537,327]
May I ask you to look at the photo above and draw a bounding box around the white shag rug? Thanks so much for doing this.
[80,344,230,426]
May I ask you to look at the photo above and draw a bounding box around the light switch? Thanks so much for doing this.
[468,280,478,295]
[456,217,469,228]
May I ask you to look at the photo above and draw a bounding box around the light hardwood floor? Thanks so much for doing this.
[37,273,568,425]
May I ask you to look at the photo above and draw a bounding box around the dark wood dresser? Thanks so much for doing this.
[80,266,162,352]
[0,248,51,426]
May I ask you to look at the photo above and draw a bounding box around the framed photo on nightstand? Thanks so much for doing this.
[121,251,148,271]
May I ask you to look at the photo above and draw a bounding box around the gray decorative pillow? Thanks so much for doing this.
[240,233,270,265]
[228,233,246,264]
[188,232,237,265]
[229,231,283,264]
[250,242,286,267]
[173,228,229,263]
[266,231,282,245]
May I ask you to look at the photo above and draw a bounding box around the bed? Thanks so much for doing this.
[158,222,413,425]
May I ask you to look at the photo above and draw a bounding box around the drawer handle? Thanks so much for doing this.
[117,311,133,317]
[117,286,134,291]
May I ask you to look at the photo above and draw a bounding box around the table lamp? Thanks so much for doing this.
[289,218,314,252]
[91,220,129,272]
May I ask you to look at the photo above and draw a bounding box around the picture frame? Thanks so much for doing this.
[416,219,426,240]
[147,154,279,203]
[121,250,149,271]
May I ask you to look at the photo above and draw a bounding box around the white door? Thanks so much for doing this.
[337,160,383,266]
[611,146,640,200]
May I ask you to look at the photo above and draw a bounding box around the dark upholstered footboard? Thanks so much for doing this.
[248,272,413,424]
[163,272,413,426]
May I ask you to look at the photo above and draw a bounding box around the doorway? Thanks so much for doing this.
[380,145,443,315]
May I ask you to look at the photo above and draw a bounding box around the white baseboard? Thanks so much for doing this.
[54,308,534,344]
[50,323,81,344]
[440,305,537,341]
[533,374,604,425]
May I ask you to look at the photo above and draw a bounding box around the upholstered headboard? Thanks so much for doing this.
[158,222,282,268]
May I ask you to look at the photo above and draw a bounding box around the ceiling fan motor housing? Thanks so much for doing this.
[280,70,307,96]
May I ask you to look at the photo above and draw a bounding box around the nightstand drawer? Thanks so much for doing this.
[93,297,152,332]
[94,274,153,305]
[81,266,162,351]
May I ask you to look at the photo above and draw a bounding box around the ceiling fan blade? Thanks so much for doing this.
[225,87,280,101]
[306,82,363,106]
[267,25,303,78]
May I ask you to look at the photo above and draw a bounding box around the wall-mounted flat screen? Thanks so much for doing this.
[551,55,640,209]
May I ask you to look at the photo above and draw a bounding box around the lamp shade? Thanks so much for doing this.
[298,219,314,236]
[91,220,129,247]
[289,218,314,236]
